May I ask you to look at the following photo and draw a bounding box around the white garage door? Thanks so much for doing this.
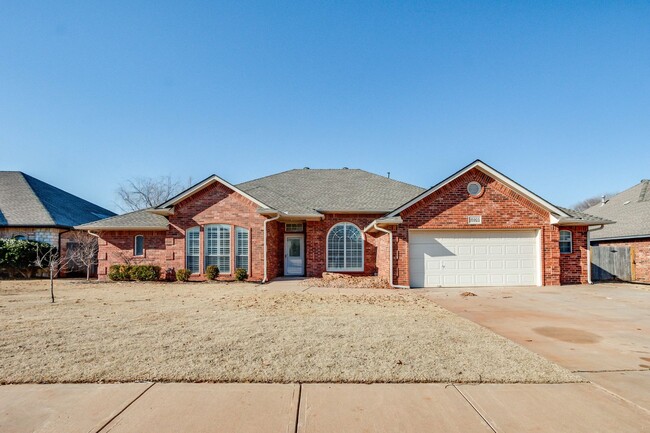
[408,230,539,288]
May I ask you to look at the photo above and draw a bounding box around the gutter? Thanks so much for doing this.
[371,222,410,289]
[586,225,605,284]
[262,213,281,283]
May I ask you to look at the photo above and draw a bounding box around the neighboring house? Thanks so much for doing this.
[584,180,650,283]
[77,160,609,287]
[0,171,116,274]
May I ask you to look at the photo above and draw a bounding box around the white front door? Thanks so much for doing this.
[408,230,540,288]
[284,235,304,276]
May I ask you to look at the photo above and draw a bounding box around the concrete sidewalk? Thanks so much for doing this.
[2,382,649,433]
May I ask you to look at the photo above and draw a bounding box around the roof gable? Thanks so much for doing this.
[156,174,271,211]
[385,160,570,219]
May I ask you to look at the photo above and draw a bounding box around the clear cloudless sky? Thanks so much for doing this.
[1,1,649,213]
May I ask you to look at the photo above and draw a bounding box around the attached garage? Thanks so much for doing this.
[408,230,540,288]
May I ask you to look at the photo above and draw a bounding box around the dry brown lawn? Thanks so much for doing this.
[0,279,582,384]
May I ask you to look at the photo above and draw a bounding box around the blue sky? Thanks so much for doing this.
[1,1,649,213]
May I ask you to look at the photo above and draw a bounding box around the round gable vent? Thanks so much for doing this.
[467,181,482,197]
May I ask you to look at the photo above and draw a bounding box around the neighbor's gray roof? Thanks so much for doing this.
[585,180,650,240]
[0,171,115,228]
[75,209,169,230]
[556,207,614,226]
[237,169,426,215]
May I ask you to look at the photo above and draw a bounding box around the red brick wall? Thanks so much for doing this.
[559,226,589,284]
[305,214,383,277]
[96,230,167,278]
[375,230,391,281]
[390,168,586,286]
[593,237,650,283]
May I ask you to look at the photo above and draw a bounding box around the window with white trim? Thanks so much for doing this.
[559,230,572,254]
[186,227,200,273]
[327,223,364,271]
[205,224,231,274]
[235,227,249,272]
[285,223,303,232]
[134,235,144,256]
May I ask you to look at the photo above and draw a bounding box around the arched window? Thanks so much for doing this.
[134,235,144,256]
[205,224,231,274]
[559,230,572,254]
[186,227,200,274]
[327,223,364,272]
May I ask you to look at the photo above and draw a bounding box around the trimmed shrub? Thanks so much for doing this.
[234,268,248,281]
[205,265,219,280]
[108,264,161,281]
[176,268,191,282]
[108,264,131,281]
[130,265,161,281]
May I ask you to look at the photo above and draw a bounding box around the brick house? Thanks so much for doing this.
[77,161,609,287]
[0,171,115,275]
[584,180,650,283]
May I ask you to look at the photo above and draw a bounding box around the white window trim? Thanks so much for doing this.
[235,226,250,272]
[134,235,144,257]
[186,227,200,274]
[559,230,572,254]
[204,224,232,275]
[326,222,364,272]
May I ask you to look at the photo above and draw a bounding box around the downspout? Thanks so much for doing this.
[262,213,281,283]
[586,225,605,284]
[372,223,410,289]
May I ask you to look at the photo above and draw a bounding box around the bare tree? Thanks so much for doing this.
[115,176,190,212]
[572,193,618,211]
[66,231,99,280]
[33,244,71,303]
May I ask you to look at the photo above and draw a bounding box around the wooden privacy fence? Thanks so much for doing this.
[591,246,634,282]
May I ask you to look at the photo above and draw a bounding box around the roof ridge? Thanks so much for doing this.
[638,180,650,202]
[19,173,57,225]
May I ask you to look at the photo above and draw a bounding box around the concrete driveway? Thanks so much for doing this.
[422,282,650,412]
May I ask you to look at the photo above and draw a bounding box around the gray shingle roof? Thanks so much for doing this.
[584,180,650,240]
[0,171,115,227]
[237,169,426,215]
[556,207,614,225]
[75,209,169,230]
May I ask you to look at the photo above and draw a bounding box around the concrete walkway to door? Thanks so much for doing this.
[421,282,650,414]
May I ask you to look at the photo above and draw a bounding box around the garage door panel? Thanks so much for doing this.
[409,230,539,288]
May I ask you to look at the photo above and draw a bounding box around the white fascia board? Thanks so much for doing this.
[157,175,271,210]
[363,216,403,232]
[147,208,174,216]
[385,160,569,218]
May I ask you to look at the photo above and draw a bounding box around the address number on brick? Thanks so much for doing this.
[468,215,482,225]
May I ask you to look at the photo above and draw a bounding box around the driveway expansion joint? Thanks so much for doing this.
[586,380,650,416]
[452,384,499,433]
[293,383,302,433]
[95,382,156,433]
